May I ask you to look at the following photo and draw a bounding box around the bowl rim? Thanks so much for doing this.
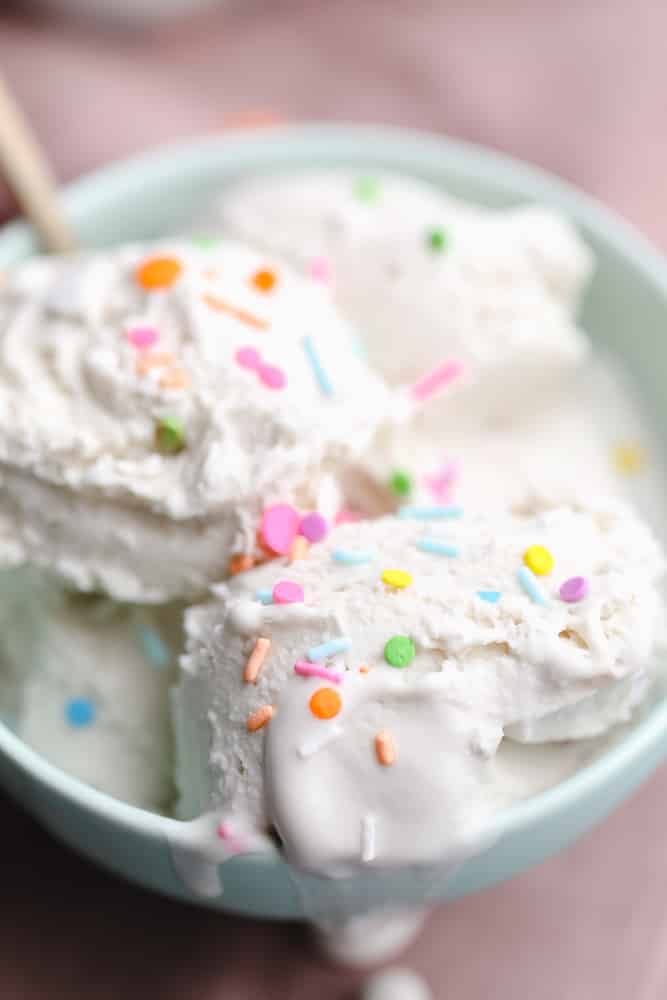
[1,121,666,855]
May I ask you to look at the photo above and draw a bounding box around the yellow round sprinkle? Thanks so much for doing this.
[381,569,413,590]
[523,545,554,576]
[613,442,645,476]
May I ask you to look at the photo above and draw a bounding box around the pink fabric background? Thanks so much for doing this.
[1,2,667,996]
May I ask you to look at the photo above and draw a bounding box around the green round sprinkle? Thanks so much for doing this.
[354,176,382,203]
[384,635,416,668]
[155,416,186,454]
[389,469,414,498]
[426,227,449,252]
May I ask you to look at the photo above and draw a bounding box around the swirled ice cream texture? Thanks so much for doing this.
[174,501,664,874]
[0,241,391,601]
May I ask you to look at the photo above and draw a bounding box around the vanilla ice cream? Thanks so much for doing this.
[174,500,664,875]
[215,169,593,425]
[0,240,392,602]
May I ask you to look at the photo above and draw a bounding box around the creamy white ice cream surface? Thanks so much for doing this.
[174,501,664,875]
[0,239,392,602]
[214,168,593,426]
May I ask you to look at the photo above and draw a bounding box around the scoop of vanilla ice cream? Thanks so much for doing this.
[173,500,663,874]
[0,240,392,601]
[0,574,180,811]
[215,169,593,424]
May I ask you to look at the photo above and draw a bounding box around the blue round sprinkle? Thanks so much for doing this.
[65,698,96,728]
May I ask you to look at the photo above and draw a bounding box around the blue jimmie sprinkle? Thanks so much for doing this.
[399,504,464,521]
[518,566,549,606]
[416,538,460,558]
[139,626,171,670]
[332,549,374,566]
[66,698,96,729]
[303,335,334,397]
[255,588,274,605]
[307,637,352,662]
[477,590,502,604]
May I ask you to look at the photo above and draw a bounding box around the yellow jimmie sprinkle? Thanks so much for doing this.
[523,545,554,576]
[381,569,413,590]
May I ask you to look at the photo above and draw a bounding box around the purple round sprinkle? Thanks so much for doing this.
[559,576,589,603]
[299,511,329,543]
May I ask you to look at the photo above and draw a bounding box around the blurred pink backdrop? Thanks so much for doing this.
[1,2,667,997]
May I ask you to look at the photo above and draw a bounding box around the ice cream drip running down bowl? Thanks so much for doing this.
[1,125,667,965]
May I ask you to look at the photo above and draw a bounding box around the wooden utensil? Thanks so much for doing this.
[0,74,77,253]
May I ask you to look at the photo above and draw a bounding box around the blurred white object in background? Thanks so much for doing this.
[362,967,432,1000]
[24,0,225,28]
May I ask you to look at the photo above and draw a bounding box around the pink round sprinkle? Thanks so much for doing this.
[236,346,262,370]
[335,509,362,525]
[309,256,333,285]
[559,576,589,603]
[299,512,329,543]
[260,504,300,555]
[127,326,159,349]
[273,580,305,604]
[217,822,233,840]
[259,364,287,390]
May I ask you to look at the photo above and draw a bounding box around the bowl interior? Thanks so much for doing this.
[0,124,666,914]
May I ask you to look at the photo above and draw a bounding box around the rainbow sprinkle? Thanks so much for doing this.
[307,637,352,662]
[416,538,460,558]
[294,661,343,684]
[255,589,274,605]
[139,626,171,670]
[332,549,374,566]
[518,566,549,606]
[477,590,502,603]
[66,698,96,728]
[399,504,464,521]
[410,360,464,403]
[302,335,334,397]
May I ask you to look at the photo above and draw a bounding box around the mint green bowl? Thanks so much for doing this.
[0,124,666,922]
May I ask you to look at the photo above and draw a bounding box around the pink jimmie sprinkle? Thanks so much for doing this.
[127,326,159,350]
[410,360,465,403]
[308,256,333,285]
[559,576,589,603]
[259,364,287,390]
[273,580,305,605]
[236,346,262,370]
[294,661,344,684]
[335,509,362,526]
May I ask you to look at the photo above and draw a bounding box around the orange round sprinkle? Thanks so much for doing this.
[252,268,278,293]
[309,687,342,720]
[136,255,183,291]
[359,664,370,674]
[229,554,255,576]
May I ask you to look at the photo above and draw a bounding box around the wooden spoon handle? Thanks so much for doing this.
[0,75,77,253]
